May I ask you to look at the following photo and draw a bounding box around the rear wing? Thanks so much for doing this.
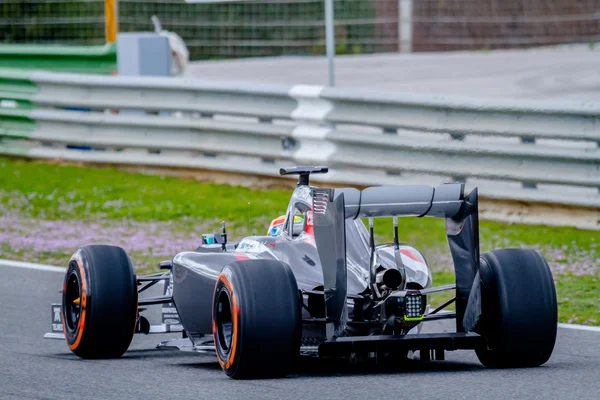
[334,183,465,219]
[312,183,481,338]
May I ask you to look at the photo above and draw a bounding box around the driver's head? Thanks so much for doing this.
[267,215,286,236]
[267,214,304,236]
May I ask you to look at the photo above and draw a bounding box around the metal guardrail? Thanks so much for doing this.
[0,70,598,222]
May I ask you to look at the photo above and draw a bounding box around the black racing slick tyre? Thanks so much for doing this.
[475,248,557,368]
[62,245,138,359]
[212,260,302,379]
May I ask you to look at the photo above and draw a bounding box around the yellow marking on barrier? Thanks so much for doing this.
[104,0,118,43]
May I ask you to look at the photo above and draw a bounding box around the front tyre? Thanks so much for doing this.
[475,248,557,368]
[62,245,138,359]
[212,260,302,379]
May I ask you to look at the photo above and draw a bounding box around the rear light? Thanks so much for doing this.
[404,293,424,321]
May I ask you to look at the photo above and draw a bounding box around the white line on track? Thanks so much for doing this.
[558,323,600,333]
[1,258,599,333]
[0,258,65,273]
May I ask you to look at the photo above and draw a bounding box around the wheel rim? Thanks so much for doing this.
[64,270,81,332]
[216,289,233,353]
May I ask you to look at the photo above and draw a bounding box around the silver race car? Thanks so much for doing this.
[46,166,558,379]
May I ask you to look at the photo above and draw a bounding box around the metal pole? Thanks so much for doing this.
[324,0,335,86]
[398,0,413,53]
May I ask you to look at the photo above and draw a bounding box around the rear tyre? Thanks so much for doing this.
[212,260,302,379]
[475,248,557,368]
[62,245,138,359]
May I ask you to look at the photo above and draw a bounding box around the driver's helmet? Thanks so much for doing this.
[267,214,304,237]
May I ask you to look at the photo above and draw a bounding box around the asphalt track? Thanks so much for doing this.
[188,44,600,101]
[2,262,600,400]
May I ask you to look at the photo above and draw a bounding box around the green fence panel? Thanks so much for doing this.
[0,43,116,74]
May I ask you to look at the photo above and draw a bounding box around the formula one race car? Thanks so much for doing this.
[45,166,558,379]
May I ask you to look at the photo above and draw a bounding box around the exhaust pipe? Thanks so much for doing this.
[376,268,402,291]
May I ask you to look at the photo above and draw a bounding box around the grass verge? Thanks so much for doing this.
[0,157,598,325]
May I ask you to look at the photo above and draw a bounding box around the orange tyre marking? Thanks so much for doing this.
[134,283,139,336]
[68,255,88,351]
[214,272,239,370]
